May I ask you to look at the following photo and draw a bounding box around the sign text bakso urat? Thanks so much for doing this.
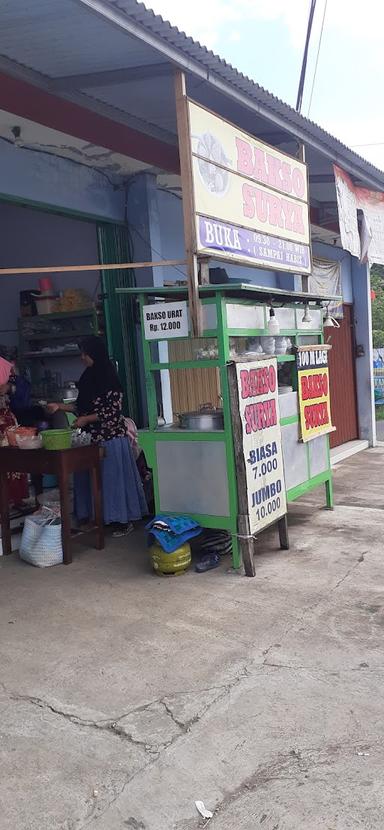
[188,102,311,274]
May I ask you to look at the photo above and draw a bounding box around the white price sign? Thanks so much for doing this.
[143,301,188,340]
[236,359,287,534]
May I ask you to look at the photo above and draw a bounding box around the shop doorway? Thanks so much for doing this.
[328,304,359,448]
[0,202,141,424]
[97,224,141,425]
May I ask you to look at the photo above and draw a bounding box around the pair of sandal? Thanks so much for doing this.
[112,523,134,538]
[195,552,220,573]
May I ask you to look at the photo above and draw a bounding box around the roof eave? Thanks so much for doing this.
[74,0,384,192]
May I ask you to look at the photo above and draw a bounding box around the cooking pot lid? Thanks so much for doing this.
[181,409,223,417]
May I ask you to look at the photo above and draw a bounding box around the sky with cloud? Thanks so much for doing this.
[143,0,384,172]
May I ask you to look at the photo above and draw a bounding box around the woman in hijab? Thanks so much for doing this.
[48,336,147,536]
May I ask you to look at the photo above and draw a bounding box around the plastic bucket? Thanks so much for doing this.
[41,429,72,450]
[42,474,58,488]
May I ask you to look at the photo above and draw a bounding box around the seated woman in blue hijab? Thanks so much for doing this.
[49,336,147,536]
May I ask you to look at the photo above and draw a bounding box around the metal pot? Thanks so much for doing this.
[62,382,78,402]
[178,408,224,431]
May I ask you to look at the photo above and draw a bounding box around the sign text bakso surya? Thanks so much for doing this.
[188,102,311,274]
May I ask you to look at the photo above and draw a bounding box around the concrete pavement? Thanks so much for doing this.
[1,447,384,829]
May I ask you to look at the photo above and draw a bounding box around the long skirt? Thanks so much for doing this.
[74,436,148,525]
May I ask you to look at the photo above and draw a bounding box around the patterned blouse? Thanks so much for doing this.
[88,390,128,444]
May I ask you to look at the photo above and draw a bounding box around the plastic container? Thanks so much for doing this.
[16,434,42,449]
[41,429,72,450]
[275,336,288,355]
[6,426,37,447]
[39,277,53,293]
[20,290,37,317]
[260,336,275,355]
[71,429,91,447]
[42,474,58,488]
[35,296,56,315]
[150,542,191,575]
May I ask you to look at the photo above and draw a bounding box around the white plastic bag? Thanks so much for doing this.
[19,507,62,567]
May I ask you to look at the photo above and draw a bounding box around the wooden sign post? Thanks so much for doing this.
[228,359,289,577]
[174,71,203,336]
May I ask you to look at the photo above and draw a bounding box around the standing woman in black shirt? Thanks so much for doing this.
[49,336,147,535]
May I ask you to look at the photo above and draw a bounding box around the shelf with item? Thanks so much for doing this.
[19,309,98,403]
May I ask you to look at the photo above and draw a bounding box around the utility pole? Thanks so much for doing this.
[296,0,317,113]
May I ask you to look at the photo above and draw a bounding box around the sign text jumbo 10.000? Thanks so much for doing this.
[236,359,287,534]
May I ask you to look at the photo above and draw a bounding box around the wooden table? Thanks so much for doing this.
[0,446,104,564]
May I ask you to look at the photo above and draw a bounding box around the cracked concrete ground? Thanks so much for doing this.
[1,447,384,829]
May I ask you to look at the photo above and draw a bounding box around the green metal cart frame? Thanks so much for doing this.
[117,284,334,569]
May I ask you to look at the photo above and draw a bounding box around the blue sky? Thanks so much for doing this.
[144,0,384,172]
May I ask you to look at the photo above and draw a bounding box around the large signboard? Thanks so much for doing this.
[188,102,311,273]
[296,346,335,442]
[235,358,287,534]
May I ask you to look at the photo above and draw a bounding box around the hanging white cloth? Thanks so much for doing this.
[309,256,343,318]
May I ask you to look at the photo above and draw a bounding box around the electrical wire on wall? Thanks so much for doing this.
[2,133,188,282]
[0,134,120,189]
[123,178,188,281]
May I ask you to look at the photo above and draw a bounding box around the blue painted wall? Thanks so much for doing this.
[0,140,124,222]
[157,188,186,275]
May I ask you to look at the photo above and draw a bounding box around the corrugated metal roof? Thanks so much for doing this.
[88,76,176,134]
[0,0,162,77]
[0,0,382,188]
[110,0,384,188]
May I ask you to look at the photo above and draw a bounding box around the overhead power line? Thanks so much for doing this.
[351,142,384,148]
